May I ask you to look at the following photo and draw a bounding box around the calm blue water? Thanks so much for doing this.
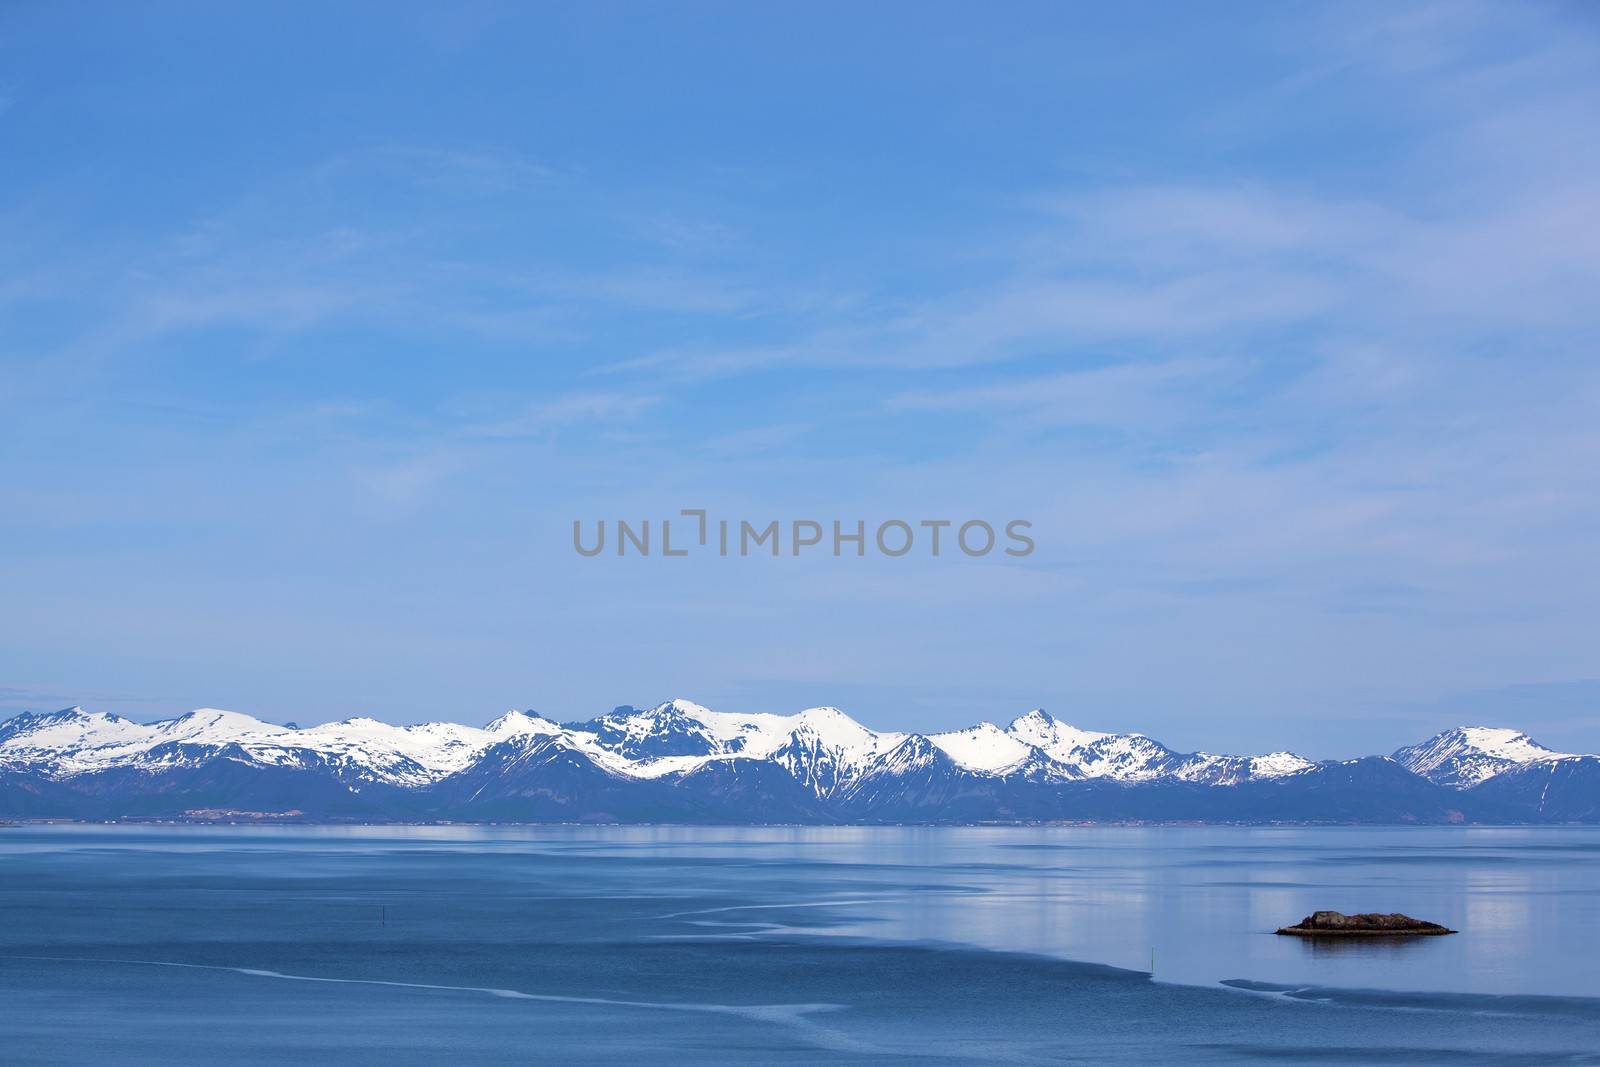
[1,825,1597,1064]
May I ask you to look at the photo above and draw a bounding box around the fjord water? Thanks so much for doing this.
[1,826,1596,1064]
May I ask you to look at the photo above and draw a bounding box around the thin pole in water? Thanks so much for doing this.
[381,905,386,927]
[1150,947,1155,976]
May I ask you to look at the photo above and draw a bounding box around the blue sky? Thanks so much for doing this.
[3,2,1598,756]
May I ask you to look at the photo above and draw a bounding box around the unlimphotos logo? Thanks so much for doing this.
[573,510,1034,558]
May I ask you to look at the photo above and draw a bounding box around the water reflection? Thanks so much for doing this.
[3,823,1596,998]
[1286,935,1448,961]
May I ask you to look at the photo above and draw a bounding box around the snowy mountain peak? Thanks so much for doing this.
[796,705,850,718]
[0,706,144,746]
[154,708,289,743]
[1394,726,1571,788]
[1458,727,1558,756]
[653,698,714,718]
[1005,711,1111,761]
[486,710,561,737]
[574,700,730,760]
[24,706,122,728]
[1249,751,1317,777]
[0,707,164,775]
[793,706,860,727]
[930,722,1035,774]
[789,706,883,750]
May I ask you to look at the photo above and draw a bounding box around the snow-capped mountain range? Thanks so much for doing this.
[1,699,1595,823]
[0,700,1315,789]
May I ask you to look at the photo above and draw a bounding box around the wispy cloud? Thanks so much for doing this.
[466,390,663,439]
[886,360,1226,429]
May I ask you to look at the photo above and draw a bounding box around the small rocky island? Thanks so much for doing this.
[1277,910,1456,937]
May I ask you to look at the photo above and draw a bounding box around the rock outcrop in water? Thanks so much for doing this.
[1276,911,1456,936]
